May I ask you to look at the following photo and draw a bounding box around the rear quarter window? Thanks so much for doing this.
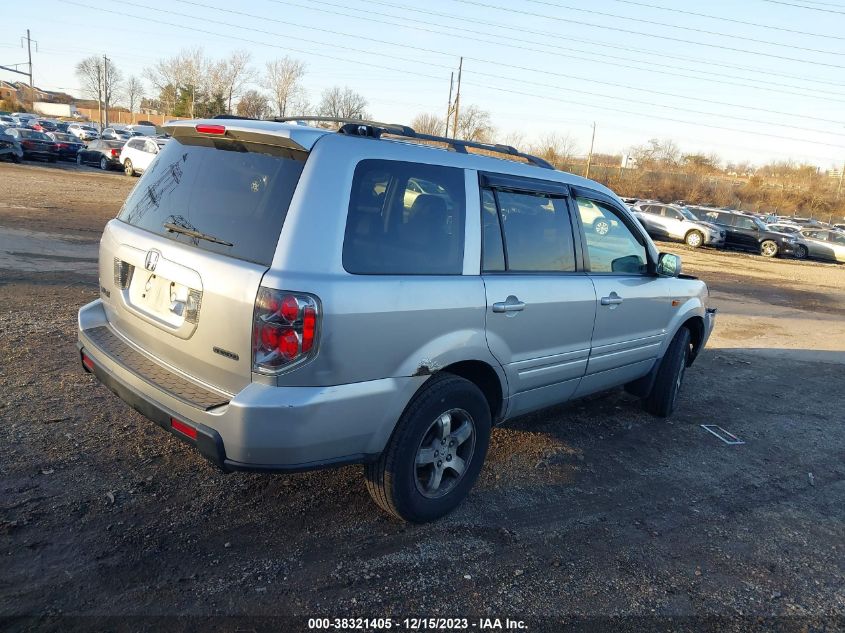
[343,159,466,275]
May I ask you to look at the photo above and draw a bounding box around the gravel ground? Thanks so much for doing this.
[1,162,844,632]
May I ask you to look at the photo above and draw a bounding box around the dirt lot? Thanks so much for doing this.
[1,162,844,632]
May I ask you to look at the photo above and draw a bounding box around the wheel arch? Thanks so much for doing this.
[437,360,506,423]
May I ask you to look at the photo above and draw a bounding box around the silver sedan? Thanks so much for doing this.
[799,229,845,263]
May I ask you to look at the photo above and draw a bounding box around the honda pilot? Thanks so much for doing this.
[77,117,716,522]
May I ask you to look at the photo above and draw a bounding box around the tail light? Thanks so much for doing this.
[252,287,320,374]
[113,258,134,289]
[110,149,119,157]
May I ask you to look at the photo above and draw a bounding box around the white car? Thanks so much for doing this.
[67,123,100,141]
[633,203,725,248]
[119,136,168,176]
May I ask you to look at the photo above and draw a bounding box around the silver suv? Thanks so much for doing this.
[77,117,716,522]
[633,202,725,248]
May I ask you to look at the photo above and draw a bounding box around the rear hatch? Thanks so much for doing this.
[98,124,309,395]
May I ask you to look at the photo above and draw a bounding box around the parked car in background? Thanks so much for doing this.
[46,132,85,161]
[4,127,58,162]
[632,202,725,248]
[124,123,157,136]
[35,119,58,132]
[0,130,23,163]
[77,117,715,523]
[697,209,797,258]
[101,127,133,141]
[119,136,168,176]
[0,115,16,127]
[68,123,100,141]
[798,229,845,263]
[56,121,71,133]
[76,139,126,170]
[832,223,845,232]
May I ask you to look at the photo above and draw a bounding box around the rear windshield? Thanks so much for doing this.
[117,135,306,265]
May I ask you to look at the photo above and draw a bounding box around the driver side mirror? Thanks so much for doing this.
[656,252,682,277]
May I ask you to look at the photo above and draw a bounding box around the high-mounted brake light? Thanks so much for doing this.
[195,124,226,135]
[252,288,320,374]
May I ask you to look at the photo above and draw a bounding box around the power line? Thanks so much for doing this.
[344,0,845,90]
[520,0,845,54]
[62,0,845,152]
[168,0,845,129]
[607,0,845,40]
[460,79,845,149]
[449,0,845,68]
[284,0,845,103]
[761,0,845,14]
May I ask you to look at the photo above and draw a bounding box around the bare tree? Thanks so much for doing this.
[145,48,209,118]
[456,104,493,142]
[531,132,578,168]
[123,76,144,114]
[237,90,270,119]
[317,86,369,120]
[264,57,306,117]
[218,50,256,114]
[411,112,445,136]
[75,56,122,127]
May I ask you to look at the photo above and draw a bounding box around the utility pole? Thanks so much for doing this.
[103,55,111,129]
[444,71,454,137]
[584,122,596,179]
[451,57,463,140]
[24,29,34,89]
[838,160,844,199]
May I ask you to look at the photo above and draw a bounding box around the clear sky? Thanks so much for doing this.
[2,0,844,168]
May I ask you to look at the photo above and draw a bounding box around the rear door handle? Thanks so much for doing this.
[600,292,623,306]
[492,296,526,313]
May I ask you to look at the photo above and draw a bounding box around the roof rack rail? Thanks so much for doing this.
[273,116,554,170]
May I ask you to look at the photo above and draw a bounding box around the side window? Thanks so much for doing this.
[343,160,466,275]
[733,216,755,230]
[482,187,575,272]
[481,189,505,272]
[665,208,682,219]
[575,197,648,274]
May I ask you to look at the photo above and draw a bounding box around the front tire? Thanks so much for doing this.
[365,373,491,523]
[685,230,704,248]
[99,156,109,171]
[760,240,778,258]
[76,154,83,166]
[643,327,691,418]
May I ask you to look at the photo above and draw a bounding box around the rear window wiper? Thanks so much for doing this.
[163,222,234,247]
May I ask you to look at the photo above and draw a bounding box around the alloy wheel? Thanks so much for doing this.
[414,409,476,499]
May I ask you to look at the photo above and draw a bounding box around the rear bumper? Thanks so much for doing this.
[78,299,425,472]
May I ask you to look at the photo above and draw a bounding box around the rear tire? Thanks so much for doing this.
[794,244,808,260]
[643,327,691,418]
[685,230,704,248]
[11,154,21,164]
[99,156,109,171]
[365,373,491,523]
[760,239,778,258]
[124,159,135,176]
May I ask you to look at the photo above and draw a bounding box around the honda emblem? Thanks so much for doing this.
[144,250,160,272]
